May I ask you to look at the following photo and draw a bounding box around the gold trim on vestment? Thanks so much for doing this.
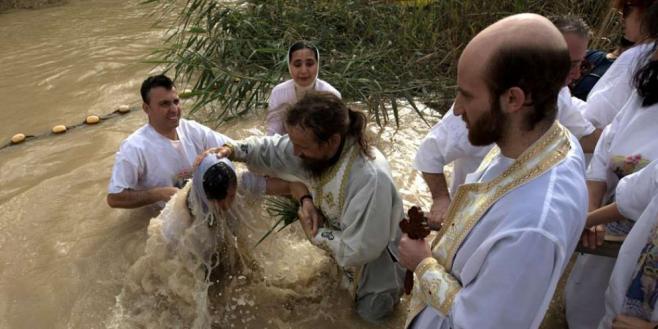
[406,122,572,327]
[313,144,359,227]
[432,122,571,270]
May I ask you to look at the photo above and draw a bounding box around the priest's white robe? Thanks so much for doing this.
[407,123,588,329]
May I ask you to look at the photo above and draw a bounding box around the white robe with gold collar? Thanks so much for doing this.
[407,123,588,329]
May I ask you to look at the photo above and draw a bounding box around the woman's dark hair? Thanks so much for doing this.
[202,162,237,201]
[633,1,658,106]
[288,41,319,62]
[285,91,372,157]
[485,44,571,130]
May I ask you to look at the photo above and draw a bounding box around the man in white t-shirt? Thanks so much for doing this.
[106,74,231,209]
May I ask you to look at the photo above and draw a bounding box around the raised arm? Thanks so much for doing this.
[107,187,177,209]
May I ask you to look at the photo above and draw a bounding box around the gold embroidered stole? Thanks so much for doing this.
[432,122,571,270]
[310,144,359,230]
[309,143,361,295]
[405,122,572,327]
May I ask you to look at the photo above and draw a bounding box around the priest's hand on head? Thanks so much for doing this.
[611,315,656,329]
[580,224,605,250]
[428,196,450,230]
[399,234,432,271]
[193,146,233,170]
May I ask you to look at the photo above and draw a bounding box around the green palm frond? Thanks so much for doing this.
[254,197,300,247]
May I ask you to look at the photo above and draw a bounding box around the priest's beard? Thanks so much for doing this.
[301,155,338,178]
[301,144,344,179]
[465,98,507,146]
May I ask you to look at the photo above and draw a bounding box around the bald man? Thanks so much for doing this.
[398,14,588,329]
[414,15,599,230]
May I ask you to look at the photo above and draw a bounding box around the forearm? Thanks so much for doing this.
[106,187,175,209]
[587,180,607,211]
[228,136,301,178]
[578,128,602,154]
[422,172,450,199]
[586,202,623,227]
[288,181,310,201]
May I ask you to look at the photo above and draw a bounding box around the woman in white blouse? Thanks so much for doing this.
[266,41,341,135]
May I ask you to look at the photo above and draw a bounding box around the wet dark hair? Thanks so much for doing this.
[484,44,571,130]
[288,41,319,62]
[285,91,372,157]
[202,162,237,201]
[140,74,175,104]
[550,15,592,39]
[633,2,658,106]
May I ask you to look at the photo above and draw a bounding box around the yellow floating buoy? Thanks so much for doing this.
[179,89,193,99]
[85,115,101,124]
[118,105,130,114]
[11,133,26,144]
[52,125,67,134]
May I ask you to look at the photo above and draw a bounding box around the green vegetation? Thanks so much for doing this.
[255,196,299,247]
[155,0,616,126]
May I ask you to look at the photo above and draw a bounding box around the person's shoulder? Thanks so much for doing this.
[178,118,216,134]
[353,147,394,181]
[617,42,654,64]
[119,124,152,150]
[316,79,341,98]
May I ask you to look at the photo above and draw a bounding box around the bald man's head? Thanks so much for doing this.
[456,14,570,133]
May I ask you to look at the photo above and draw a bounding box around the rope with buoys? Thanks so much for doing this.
[1,104,136,151]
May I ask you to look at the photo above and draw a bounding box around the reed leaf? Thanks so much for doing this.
[153,0,616,126]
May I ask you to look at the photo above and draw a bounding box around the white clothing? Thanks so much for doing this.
[414,87,595,195]
[567,90,658,329]
[584,42,654,128]
[108,119,231,205]
[408,123,588,329]
[266,79,341,135]
[599,160,658,328]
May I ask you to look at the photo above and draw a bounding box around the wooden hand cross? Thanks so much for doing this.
[399,206,433,294]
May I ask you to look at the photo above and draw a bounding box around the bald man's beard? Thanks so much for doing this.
[464,99,506,146]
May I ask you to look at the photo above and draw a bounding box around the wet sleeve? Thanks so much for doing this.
[231,135,307,182]
[586,124,614,182]
[616,160,658,221]
[584,59,634,129]
[107,142,142,193]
